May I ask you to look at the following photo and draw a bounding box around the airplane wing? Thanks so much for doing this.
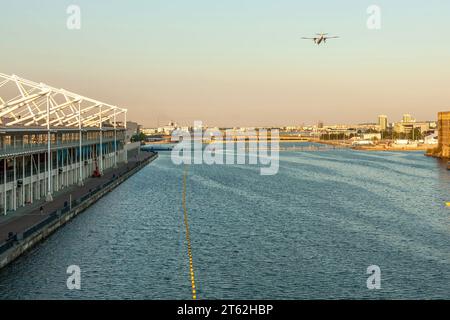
[301,37,316,39]
[325,36,339,39]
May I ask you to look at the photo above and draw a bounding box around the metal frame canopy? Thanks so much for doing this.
[0,73,127,129]
[0,73,128,203]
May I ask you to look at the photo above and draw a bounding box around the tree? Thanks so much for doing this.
[131,132,146,142]
[411,128,423,140]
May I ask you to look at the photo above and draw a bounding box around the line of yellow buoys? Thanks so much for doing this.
[182,165,197,300]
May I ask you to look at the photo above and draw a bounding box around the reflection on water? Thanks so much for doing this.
[0,144,449,299]
[435,157,450,189]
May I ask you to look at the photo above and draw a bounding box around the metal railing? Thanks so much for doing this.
[0,235,16,255]
[22,212,59,239]
[0,137,121,157]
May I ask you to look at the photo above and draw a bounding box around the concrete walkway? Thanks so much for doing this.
[0,152,156,243]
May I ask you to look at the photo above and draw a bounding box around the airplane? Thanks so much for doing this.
[301,33,339,45]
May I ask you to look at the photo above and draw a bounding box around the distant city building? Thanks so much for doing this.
[158,121,178,135]
[352,140,373,146]
[394,139,410,145]
[438,112,450,157]
[126,121,140,142]
[424,131,438,145]
[141,128,158,135]
[355,123,379,131]
[317,121,324,129]
[402,114,414,123]
[179,126,191,133]
[378,115,388,131]
[394,122,414,134]
[394,120,432,136]
[283,126,299,132]
[363,133,382,140]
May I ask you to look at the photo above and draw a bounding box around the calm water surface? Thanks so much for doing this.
[0,144,449,299]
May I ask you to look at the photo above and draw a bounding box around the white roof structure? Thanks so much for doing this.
[0,73,127,129]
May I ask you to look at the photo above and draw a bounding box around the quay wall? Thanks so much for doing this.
[0,152,158,270]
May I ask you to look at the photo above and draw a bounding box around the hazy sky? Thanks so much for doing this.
[2,0,450,127]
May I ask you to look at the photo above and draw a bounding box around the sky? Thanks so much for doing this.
[1,0,450,127]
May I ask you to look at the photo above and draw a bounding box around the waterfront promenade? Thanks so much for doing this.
[0,151,155,243]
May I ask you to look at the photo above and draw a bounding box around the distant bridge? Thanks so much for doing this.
[142,146,173,152]
[277,144,348,152]
[141,142,349,153]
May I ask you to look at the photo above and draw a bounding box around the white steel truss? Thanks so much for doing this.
[0,73,129,206]
[0,73,127,128]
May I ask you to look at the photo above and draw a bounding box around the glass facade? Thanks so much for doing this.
[0,130,125,156]
[0,128,127,214]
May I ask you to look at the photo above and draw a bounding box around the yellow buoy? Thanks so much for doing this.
[445,202,450,207]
